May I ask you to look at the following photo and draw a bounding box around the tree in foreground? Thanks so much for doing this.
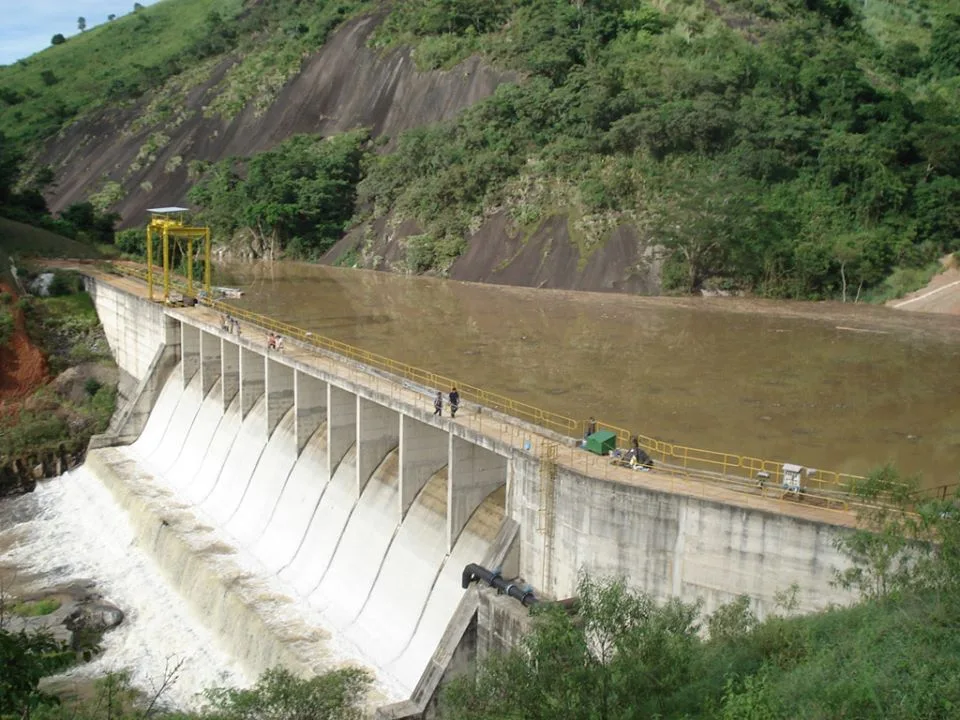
[201,667,371,720]
[442,467,960,720]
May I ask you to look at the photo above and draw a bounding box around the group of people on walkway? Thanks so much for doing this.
[220,314,241,337]
[434,387,460,418]
[266,332,285,352]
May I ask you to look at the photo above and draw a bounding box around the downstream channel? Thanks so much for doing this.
[218,261,960,487]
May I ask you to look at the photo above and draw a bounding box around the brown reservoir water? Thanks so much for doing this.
[217,262,960,488]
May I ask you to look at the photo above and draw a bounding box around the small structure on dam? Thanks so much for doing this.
[80,268,858,716]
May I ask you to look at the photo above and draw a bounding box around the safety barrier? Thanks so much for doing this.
[105,261,886,507]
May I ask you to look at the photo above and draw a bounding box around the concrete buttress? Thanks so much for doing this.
[200,330,221,398]
[327,384,357,482]
[295,371,326,454]
[448,435,508,551]
[221,339,240,411]
[181,323,200,387]
[399,415,448,519]
[357,397,399,497]
[240,347,265,419]
[266,358,295,437]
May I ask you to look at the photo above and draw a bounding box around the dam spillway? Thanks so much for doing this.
[91,358,505,699]
[78,271,871,713]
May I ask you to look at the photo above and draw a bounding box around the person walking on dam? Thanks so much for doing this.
[449,387,460,418]
[434,391,443,416]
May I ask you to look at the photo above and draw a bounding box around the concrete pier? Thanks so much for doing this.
[240,346,264,419]
[449,436,508,550]
[399,416,448,519]
[294,371,326,453]
[327,384,357,480]
[357,398,399,496]
[200,331,221,398]
[221,339,240,410]
[266,357,295,437]
[181,323,200,387]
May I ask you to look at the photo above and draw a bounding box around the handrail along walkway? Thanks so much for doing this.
[103,261,885,511]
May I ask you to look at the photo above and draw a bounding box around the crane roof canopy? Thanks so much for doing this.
[147,207,190,213]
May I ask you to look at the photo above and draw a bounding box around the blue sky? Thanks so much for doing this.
[0,0,161,65]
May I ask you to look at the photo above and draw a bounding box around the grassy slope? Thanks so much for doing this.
[0,217,101,258]
[0,0,244,146]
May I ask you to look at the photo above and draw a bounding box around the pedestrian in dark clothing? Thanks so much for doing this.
[434,391,443,416]
[585,417,597,438]
[449,387,460,418]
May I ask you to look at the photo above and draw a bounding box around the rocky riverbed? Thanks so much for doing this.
[0,470,248,708]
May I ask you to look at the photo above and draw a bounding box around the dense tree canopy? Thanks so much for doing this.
[188,130,370,259]
[442,467,960,720]
[358,0,960,296]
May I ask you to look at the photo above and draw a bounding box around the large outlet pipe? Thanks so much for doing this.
[462,563,539,607]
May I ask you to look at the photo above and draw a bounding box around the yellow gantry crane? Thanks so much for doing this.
[145,207,212,303]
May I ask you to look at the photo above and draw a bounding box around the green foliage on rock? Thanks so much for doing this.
[359,0,960,295]
[189,130,371,259]
[201,666,371,720]
[0,626,73,720]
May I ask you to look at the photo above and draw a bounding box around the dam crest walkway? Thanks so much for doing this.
[73,262,867,530]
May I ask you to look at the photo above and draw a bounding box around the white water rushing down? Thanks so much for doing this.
[76,360,504,703]
[0,468,249,708]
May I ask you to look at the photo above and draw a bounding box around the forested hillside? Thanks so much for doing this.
[2,0,959,298]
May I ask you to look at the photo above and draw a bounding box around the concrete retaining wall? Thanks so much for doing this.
[84,277,178,401]
[511,456,854,618]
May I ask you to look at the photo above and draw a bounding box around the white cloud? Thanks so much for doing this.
[0,0,161,65]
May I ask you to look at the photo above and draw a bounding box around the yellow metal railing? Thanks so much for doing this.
[106,261,879,508]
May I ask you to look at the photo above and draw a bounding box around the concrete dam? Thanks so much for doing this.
[80,270,857,714]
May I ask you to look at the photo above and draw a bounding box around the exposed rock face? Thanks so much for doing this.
[39,14,659,294]
[40,15,514,225]
[3,580,123,651]
[326,212,663,295]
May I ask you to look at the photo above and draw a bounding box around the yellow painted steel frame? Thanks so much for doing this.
[146,215,212,302]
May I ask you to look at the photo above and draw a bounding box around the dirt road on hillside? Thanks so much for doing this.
[889,258,960,315]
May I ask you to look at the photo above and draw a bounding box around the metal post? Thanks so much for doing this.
[162,227,170,302]
[204,228,211,294]
[146,226,153,301]
[187,236,194,295]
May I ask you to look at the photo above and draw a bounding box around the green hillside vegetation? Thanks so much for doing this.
[350,0,960,296]
[3,0,960,298]
[0,0,244,147]
[0,0,373,151]
[0,217,103,259]
[442,467,960,720]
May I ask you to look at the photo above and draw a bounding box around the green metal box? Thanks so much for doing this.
[585,430,617,456]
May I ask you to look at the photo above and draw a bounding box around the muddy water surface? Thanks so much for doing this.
[218,262,960,487]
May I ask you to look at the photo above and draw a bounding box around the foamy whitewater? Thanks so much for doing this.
[0,469,249,708]
[109,361,495,700]
[1,358,501,709]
